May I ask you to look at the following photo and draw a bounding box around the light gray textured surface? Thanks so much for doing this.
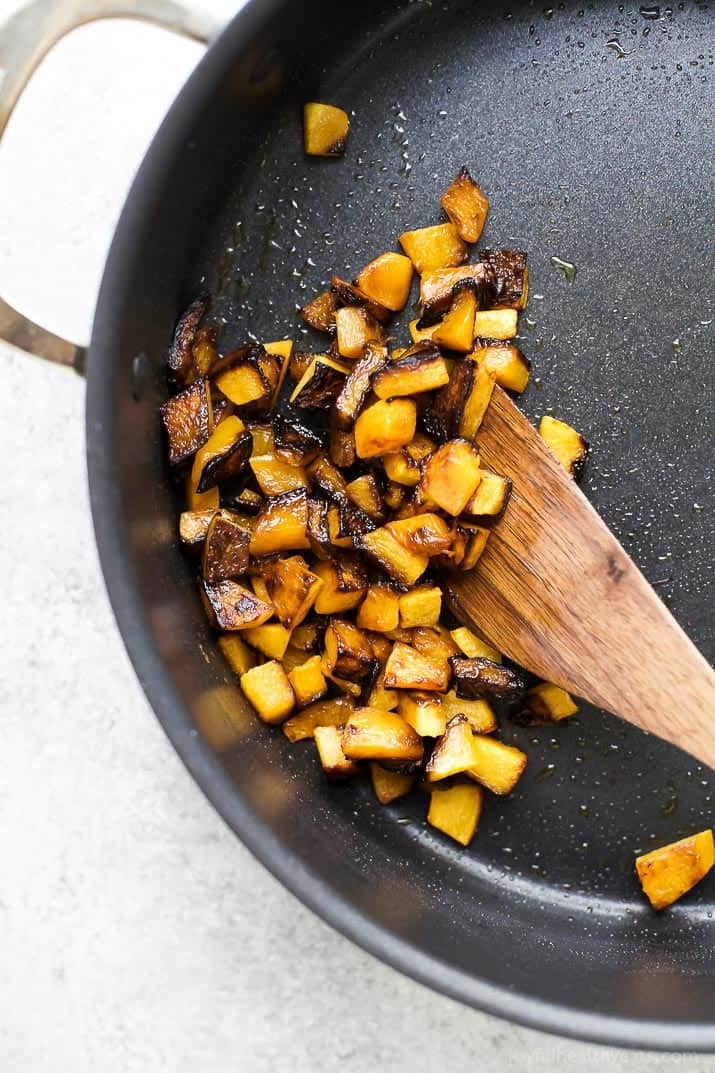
[0,2,709,1069]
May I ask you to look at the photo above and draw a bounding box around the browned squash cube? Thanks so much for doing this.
[635,830,715,910]
[467,735,527,795]
[307,454,349,499]
[179,508,217,553]
[288,655,328,708]
[408,318,439,345]
[419,264,492,325]
[191,415,251,493]
[476,344,530,394]
[365,672,399,712]
[372,348,450,399]
[410,625,459,664]
[370,763,414,804]
[333,344,387,430]
[365,633,394,667]
[243,622,291,660]
[313,557,367,614]
[432,288,478,352]
[282,695,355,742]
[357,527,428,587]
[425,715,485,781]
[539,415,589,479]
[263,339,294,403]
[398,586,442,629]
[399,222,468,275]
[420,439,482,516]
[464,471,512,518]
[299,290,337,334]
[451,656,525,702]
[240,661,295,723]
[527,682,578,722]
[322,619,377,697]
[345,473,386,521]
[335,306,385,360]
[225,487,265,516]
[303,102,350,157]
[214,355,271,412]
[460,524,491,571]
[441,692,497,733]
[250,455,310,497]
[423,358,491,443]
[290,354,350,410]
[383,642,449,692]
[217,633,257,677]
[202,510,251,583]
[327,505,354,549]
[200,579,273,631]
[354,398,417,459]
[479,249,529,309]
[383,481,407,512]
[440,167,489,243]
[314,725,360,779]
[473,308,518,340]
[450,627,501,663]
[249,490,310,557]
[328,418,356,469]
[342,707,423,765]
[353,252,414,312]
[357,584,401,633]
[386,513,453,557]
[160,378,212,467]
[167,294,211,385]
[291,621,322,652]
[273,415,322,467]
[398,691,447,737]
[428,782,484,846]
[261,555,323,629]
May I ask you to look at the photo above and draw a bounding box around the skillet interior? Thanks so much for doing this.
[88,0,714,1048]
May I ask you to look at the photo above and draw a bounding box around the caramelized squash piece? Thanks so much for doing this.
[333,343,387,429]
[303,101,350,157]
[384,642,449,692]
[383,432,436,487]
[261,555,323,628]
[288,654,328,708]
[425,715,485,781]
[160,378,212,467]
[473,308,518,340]
[399,222,467,275]
[290,355,350,410]
[328,416,356,469]
[428,782,484,846]
[202,510,251,583]
[217,634,256,678]
[357,584,401,633]
[167,294,210,385]
[249,489,310,557]
[354,398,417,459]
[291,621,323,652]
[250,454,310,496]
[464,471,512,518]
[282,695,355,742]
[250,573,271,604]
[335,306,385,359]
[441,691,497,733]
[477,344,530,394]
[451,656,525,702]
[539,415,589,479]
[424,359,494,443]
[372,347,450,399]
[264,339,294,403]
[322,619,378,696]
[366,672,400,711]
[244,622,292,660]
[313,557,367,614]
[201,579,273,631]
[419,264,493,326]
[345,473,386,521]
[399,586,442,629]
[457,524,491,571]
[527,682,578,723]
[420,439,481,516]
[224,486,265,516]
[191,416,251,492]
[273,415,322,466]
[410,626,459,664]
[408,318,439,345]
[342,707,423,765]
[330,276,392,325]
[467,735,527,795]
[398,691,447,737]
[308,454,349,502]
[240,661,295,724]
[314,725,360,779]
[635,830,715,910]
[440,167,489,243]
[353,252,414,312]
[450,627,501,663]
[479,249,529,309]
[370,763,414,804]
[357,526,429,586]
[179,508,216,553]
[300,289,337,333]
[432,288,478,352]
[387,512,452,556]
[212,346,273,412]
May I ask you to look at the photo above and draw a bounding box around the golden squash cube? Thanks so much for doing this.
[342,707,423,764]
[450,627,502,663]
[383,642,449,692]
[539,414,589,479]
[399,222,468,275]
[314,725,360,779]
[335,305,385,359]
[353,251,414,311]
[420,439,482,516]
[357,584,401,633]
[428,782,484,846]
[370,763,414,804]
[303,101,350,157]
[467,735,527,795]
[473,308,518,340]
[440,167,489,243]
[243,622,291,660]
[399,586,442,629]
[240,661,295,724]
[527,682,578,723]
[432,288,478,352]
[354,398,417,459]
[636,830,714,910]
[282,695,355,742]
[477,344,530,394]
[398,691,447,737]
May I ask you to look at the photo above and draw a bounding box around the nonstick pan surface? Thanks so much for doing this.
[87,0,714,1049]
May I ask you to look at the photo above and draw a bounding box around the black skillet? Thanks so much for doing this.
[5,0,714,1051]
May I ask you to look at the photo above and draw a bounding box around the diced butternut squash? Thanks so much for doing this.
[450,627,502,663]
[440,167,489,243]
[370,763,414,804]
[398,691,447,737]
[240,661,295,723]
[185,466,219,513]
[243,622,292,660]
[458,358,496,439]
[342,707,423,765]
[479,249,529,309]
[383,642,449,692]
[467,735,527,795]
[200,579,273,631]
[179,509,216,553]
[428,782,484,845]
[160,378,212,467]
[451,657,525,702]
[249,490,310,557]
[263,339,294,403]
[346,473,385,521]
[408,318,439,345]
[539,415,589,479]
[527,682,578,722]
[290,355,350,410]
[459,524,491,571]
[387,513,453,556]
[282,695,355,742]
[355,398,417,459]
[420,439,482,516]
[372,348,450,399]
[399,586,442,629]
[313,557,367,614]
[464,471,511,518]
[441,691,497,733]
[335,306,385,359]
[201,511,251,583]
[217,634,257,677]
[261,555,323,629]
[286,655,328,708]
[322,619,377,695]
[303,102,349,157]
[635,830,715,910]
[399,222,467,275]
[314,725,360,778]
[250,454,310,496]
[215,358,271,411]
[419,264,492,324]
[299,291,336,334]
[426,715,485,781]
[358,527,429,587]
[477,344,530,394]
[366,673,400,712]
[432,288,478,352]
[191,415,251,493]
[473,308,518,340]
[291,621,322,652]
[357,584,401,633]
[353,252,414,312]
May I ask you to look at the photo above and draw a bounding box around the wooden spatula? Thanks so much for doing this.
[444,386,715,769]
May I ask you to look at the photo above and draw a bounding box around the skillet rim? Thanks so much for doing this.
[85,0,715,1051]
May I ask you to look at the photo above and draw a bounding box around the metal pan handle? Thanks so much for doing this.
[0,0,222,374]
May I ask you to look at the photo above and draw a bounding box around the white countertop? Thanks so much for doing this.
[0,2,709,1068]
